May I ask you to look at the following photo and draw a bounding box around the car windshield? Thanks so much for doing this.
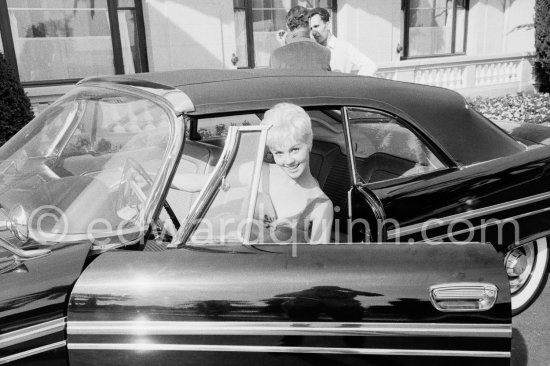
[0,86,173,241]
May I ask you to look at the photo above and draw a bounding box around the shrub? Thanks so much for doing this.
[535,0,550,92]
[468,93,550,124]
[0,52,34,146]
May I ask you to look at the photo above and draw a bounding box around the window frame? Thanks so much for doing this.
[233,0,338,69]
[343,106,453,187]
[0,0,148,86]
[402,0,469,60]
[234,0,255,68]
[171,125,269,247]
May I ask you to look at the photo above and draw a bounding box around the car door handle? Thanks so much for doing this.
[429,282,498,312]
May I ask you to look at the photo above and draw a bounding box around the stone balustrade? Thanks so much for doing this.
[415,66,466,89]
[375,52,535,97]
[475,61,520,86]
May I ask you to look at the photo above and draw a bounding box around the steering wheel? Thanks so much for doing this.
[116,158,151,220]
[115,158,180,229]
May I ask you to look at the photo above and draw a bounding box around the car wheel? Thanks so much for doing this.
[505,237,549,315]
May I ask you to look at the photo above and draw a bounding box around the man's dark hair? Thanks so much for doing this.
[308,7,330,22]
[286,5,310,31]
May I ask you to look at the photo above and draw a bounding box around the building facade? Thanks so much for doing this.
[0,0,537,112]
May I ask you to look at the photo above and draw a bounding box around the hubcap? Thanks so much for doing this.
[505,243,536,294]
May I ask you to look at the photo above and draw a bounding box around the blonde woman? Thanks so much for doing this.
[172,103,333,243]
[254,103,333,244]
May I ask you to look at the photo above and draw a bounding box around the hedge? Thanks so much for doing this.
[468,93,550,124]
[0,52,34,146]
[535,0,550,92]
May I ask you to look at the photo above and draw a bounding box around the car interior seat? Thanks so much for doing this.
[164,140,222,225]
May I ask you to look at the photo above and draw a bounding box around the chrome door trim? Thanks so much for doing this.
[169,126,239,246]
[388,190,550,239]
[67,320,510,338]
[341,107,358,185]
[343,106,387,232]
[357,185,386,223]
[0,341,66,364]
[242,127,269,244]
[410,206,550,243]
[67,343,509,358]
[78,77,195,115]
[0,318,65,349]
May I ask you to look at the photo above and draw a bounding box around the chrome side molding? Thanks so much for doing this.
[67,342,510,359]
[0,318,66,364]
[429,282,498,312]
[0,318,65,349]
[67,321,511,338]
[0,341,66,364]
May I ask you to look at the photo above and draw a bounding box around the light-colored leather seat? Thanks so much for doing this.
[166,140,222,223]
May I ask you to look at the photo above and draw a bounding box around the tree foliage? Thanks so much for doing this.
[0,52,34,146]
[535,0,550,92]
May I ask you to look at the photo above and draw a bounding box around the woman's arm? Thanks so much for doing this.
[309,199,334,244]
[171,159,262,193]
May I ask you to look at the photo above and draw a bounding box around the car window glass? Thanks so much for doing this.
[0,87,173,240]
[309,109,346,152]
[165,115,263,234]
[182,110,355,244]
[188,129,264,245]
[61,97,170,159]
[347,108,445,183]
[197,114,261,140]
[307,109,351,236]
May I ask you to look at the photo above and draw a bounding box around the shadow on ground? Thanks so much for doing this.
[511,327,528,365]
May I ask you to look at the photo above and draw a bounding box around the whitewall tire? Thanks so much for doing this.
[505,237,549,316]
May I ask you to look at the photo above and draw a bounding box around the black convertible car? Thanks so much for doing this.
[1,69,547,365]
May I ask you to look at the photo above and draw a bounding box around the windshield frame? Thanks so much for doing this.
[67,82,187,236]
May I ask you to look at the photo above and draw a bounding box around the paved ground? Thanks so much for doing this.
[512,276,550,365]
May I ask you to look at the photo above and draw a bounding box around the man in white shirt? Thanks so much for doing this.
[309,8,378,76]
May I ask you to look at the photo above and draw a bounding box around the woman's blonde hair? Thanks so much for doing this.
[261,103,313,150]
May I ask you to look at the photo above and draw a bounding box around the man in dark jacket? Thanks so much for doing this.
[270,6,331,71]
